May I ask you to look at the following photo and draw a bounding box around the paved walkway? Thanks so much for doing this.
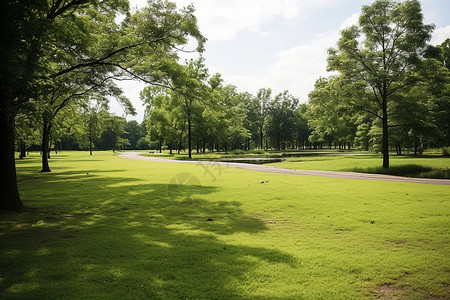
[118,152,450,185]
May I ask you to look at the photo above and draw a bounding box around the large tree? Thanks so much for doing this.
[327,0,434,169]
[0,0,205,211]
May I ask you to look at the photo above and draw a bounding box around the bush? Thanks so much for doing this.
[442,147,450,157]
[249,149,265,154]
[231,149,245,155]
[136,137,150,150]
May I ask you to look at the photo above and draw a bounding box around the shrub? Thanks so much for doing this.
[442,147,450,157]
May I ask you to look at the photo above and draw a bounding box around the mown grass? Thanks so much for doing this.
[1,151,449,299]
[270,154,450,179]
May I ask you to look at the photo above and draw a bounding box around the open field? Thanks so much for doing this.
[1,151,449,299]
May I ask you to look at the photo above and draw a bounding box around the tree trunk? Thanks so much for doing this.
[188,114,192,158]
[0,107,23,211]
[41,122,52,172]
[259,125,263,149]
[19,140,26,159]
[382,95,389,169]
[89,123,93,155]
[178,134,183,154]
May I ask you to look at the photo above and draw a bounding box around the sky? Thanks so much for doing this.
[111,0,450,122]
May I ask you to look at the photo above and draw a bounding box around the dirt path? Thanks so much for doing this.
[118,152,450,185]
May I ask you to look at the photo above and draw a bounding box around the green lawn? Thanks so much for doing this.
[1,151,449,299]
[269,154,450,178]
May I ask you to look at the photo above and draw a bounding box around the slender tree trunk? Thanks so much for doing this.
[187,112,192,158]
[0,107,23,210]
[89,123,93,155]
[196,138,199,154]
[19,140,26,159]
[178,134,182,154]
[382,95,389,169]
[169,143,172,154]
[259,125,263,149]
[41,122,52,172]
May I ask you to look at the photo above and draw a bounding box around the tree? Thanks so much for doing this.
[0,0,205,210]
[255,88,272,149]
[327,0,434,169]
[102,115,129,152]
[125,121,145,149]
[266,91,298,150]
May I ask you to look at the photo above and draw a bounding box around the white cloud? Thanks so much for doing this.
[223,12,359,102]
[431,25,450,45]
[170,0,336,41]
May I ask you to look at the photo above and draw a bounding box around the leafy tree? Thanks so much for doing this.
[266,91,298,150]
[0,0,205,210]
[255,88,272,149]
[327,0,434,168]
[102,115,129,152]
[293,104,310,149]
[125,120,145,149]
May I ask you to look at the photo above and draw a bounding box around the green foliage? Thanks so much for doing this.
[442,147,450,157]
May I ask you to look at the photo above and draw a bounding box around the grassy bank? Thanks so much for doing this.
[1,151,449,299]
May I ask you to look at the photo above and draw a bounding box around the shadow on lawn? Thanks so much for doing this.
[348,164,450,179]
[1,169,296,299]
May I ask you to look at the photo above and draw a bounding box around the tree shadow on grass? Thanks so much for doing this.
[1,170,296,299]
[347,164,449,179]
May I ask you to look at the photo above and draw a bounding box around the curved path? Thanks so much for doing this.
[118,152,450,185]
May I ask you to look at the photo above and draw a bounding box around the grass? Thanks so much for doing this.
[1,151,449,299]
[269,154,450,179]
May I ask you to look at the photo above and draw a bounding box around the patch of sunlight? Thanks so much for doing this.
[84,214,105,225]
[25,268,38,279]
[5,249,21,256]
[109,267,124,279]
[36,247,51,256]
[101,200,113,206]
[33,220,46,227]
[126,221,143,227]
[7,282,38,293]
[83,264,98,271]
[133,234,172,248]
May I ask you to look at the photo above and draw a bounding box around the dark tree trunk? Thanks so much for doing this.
[178,134,182,154]
[211,138,214,153]
[259,125,263,149]
[169,143,172,154]
[19,140,26,159]
[188,115,192,158]
[196,138,199,154]
[41,122,52,172]
[382,96,389,169]
[0,107,23,211]
[89,123,93,155]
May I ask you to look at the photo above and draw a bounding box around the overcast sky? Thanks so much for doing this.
[111,0,450,122]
